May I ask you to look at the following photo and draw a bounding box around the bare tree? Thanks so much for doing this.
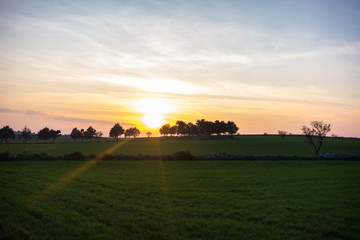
[301,121,331,155]
[19,126,32,143]
[95,131,103,142]
[278,130,287,140]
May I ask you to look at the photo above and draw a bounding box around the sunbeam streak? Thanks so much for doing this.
[27,139,129,208]
[154,139,176,236]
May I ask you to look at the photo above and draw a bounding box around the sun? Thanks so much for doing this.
[142,114,166,128]
[133,98,176,129]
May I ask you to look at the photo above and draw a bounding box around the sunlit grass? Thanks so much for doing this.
[1,160,359,239]
[1,136,359,156]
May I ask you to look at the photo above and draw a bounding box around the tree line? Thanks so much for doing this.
[0,126,62,144]
[159,119,239,137]
[70,124,141,142]
[0,123,141,144]
[0,120,332,156]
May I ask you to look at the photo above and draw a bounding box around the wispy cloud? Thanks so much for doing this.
[0,108,19,113]
[98,77,210,95]
[0,108,130,126]
[52,116,116,125]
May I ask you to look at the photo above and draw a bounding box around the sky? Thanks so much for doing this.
[0,0,359,137]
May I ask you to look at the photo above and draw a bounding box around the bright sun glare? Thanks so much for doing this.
[134,98,176,128]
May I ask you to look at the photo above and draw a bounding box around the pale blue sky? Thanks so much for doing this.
[0,0,359,136]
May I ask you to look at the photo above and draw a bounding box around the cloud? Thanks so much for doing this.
[98,76,210,95]
[0,108,19,113]
[52,116,115,125]
[0,108,132,126]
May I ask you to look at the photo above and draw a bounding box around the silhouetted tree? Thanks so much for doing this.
[176,121,188,136]
[187,122,198,136]
[301,121,331,155]
[95,131,103,142]
[133,127,140,138]
[124,129,130,138]
[159,124,171,136]
[146,131,152,138]
[226,121,238,135]
[214,120,227,135]
[126,127,140,138]
[85,126,96,142]
[70,128,82,142]
[110,123,124,141]
[49,129,61,143]
[80,129,85,142]
[196,119,215,135]
[37,127,50,143]
[159,119,239,137]
[169,125,178,136]
[196,119,206,135]
[278,130,287,141]
[19,126,32,143]
[0,126,15,143]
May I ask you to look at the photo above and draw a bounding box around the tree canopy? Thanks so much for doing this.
[85,126,96,142]
[301,121,331,155]
[159,119,239,137]
[0,126,15,143]
[19,126,32,143]
[109,123,124,141]
[70,128,82,142]
[125,127,140,138]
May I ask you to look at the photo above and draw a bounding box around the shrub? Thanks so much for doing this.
[173,151,194,160]
[0,151,10,161]
[68,152,85,160]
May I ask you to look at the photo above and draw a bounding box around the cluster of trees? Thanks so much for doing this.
[0,126,15,143]
[37,127,61,143]
[0,121,333,156]
[0,125,61,144]
[109,123,140,140]
[0,123,142,144]
[159,119,239,137]
[70,126,103,142]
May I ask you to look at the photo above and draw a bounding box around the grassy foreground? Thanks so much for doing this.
[1,160,359,239]
[1,136,359,156]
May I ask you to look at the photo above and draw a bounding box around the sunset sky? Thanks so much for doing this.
[1,0,359,137]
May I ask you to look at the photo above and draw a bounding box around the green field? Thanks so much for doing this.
[1,160,359,239]
[1,136,359,156]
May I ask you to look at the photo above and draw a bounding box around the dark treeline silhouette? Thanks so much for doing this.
[38,127,61,143]
[1,120,334,156]
[125,127,141,138]
[159,119,239,137]
[0,123,140,144]
[0,126,15,143]
[71,126,103,142]
[109,123,140,140]
[19,126,32,143]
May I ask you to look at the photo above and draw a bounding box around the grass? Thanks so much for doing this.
[1,160,359,239]
[1,136,359,156]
